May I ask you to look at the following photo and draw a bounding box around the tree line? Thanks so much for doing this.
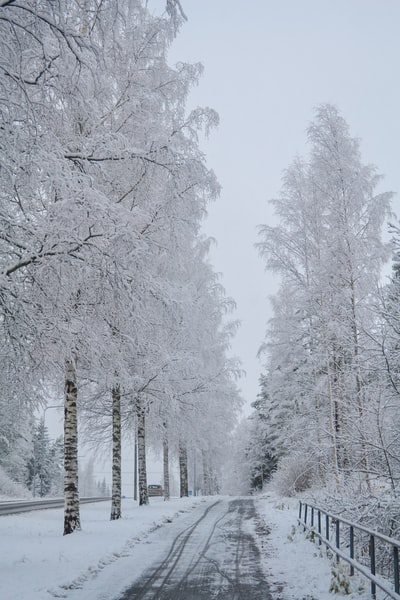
[0,0,242,533]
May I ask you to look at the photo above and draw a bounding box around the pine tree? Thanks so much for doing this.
[26,419,53,497]
[49,437,64,497]
[246,377,280,491]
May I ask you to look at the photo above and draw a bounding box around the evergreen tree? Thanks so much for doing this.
[26,419,53,497]
[49,436,64,497]
[246,377,281,491]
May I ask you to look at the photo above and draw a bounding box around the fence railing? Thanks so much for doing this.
[298,500,400,600]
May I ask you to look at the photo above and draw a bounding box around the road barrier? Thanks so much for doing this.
[298,500,400,600]
[0,496,109,516]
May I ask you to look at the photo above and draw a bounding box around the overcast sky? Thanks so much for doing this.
[148,0,400,413]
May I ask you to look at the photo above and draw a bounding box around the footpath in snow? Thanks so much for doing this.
[0,493,369,600]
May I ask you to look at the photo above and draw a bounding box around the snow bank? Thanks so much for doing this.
[0,496,211,600]
[0,493,373,600]
[256,493,369,599]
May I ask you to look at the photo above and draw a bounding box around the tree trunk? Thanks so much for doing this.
[202,450,210,496]
[350,280,371,492]
[179,443,188,497]
[322,327,340,491]
[193,449,197,496]
[163,425,170,501]
[64,358,81,535]
[209,466,218,495]
[133,433,138,502]
[332,345,343,470]
[137,398,148,505]
[110,385,122,520]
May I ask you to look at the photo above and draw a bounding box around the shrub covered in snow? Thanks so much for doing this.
[0,465,31,499]
[270,451,315,496]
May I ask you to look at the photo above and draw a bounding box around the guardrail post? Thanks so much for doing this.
[394,545,399,594]
[335,519,340,563]
[370,534,376,599]
[349,525,354,576]
[318,510,321,546]
[326,514,329,542]
[311,506,314,528]
[299,501,302,521]
[304,503,308,532]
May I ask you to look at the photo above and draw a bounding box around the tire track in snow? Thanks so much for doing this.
[118,498,272,600]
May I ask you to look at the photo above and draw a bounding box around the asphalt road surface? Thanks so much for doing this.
[118,497,272,600]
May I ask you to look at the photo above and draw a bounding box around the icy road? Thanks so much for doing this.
[118,498,271,600]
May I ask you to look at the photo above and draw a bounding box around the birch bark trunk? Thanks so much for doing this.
[110,385,122,520]
[202,450,211,496]
[322,323,340,490]
[63,358,81,535]
[163,426,170,501]
[179,443,188,497]
[137,398,148,505]
[133,433,138,502]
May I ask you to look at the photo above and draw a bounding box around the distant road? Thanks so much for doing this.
[118,497,272,600]
[0,497,109,516]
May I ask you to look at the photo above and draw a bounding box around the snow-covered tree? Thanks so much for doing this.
[1,0,242,516]
[257,105,393,493]
[246,379,280,491]
[26,419,52,497]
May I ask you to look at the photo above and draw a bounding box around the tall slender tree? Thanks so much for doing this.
[257,105,392,492]
[110,386,122,520]
[64,358,80,534]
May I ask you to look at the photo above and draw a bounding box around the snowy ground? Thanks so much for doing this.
[257,494,369,599]
[0,493,371,600]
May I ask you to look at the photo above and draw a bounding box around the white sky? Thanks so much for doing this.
[152,0,400,412]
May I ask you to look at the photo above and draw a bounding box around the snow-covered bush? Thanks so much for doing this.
[0,466,31,499]
[270,451,315,496]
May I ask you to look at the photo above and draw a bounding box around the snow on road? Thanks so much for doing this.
[118,498,270,599]
[0,493,369,600]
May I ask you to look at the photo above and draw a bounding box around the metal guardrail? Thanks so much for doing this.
[299,500,400,600]
[0,496,109,516]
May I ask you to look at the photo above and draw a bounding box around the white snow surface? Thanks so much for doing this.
[0,493,370,600]
[257,494,368,599]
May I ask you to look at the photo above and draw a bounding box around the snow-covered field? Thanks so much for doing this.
[1,493,369,600]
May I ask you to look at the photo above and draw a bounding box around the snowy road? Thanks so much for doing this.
[118,497,271,600]
[2,494,364,600]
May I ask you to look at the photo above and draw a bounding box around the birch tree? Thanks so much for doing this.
[64,359,80,534]
[0,0,105,528]
[110,386,122,520]
[1,0,243,509]
[258,104,392,492]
